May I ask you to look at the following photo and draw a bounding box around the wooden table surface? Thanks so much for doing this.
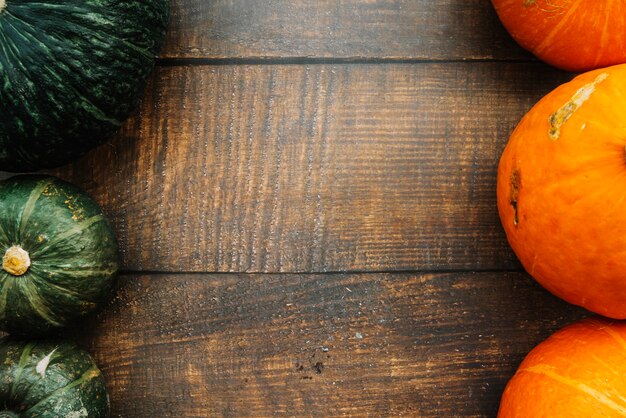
[10,1,594,416]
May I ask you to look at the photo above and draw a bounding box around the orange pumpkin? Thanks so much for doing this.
[497,64,626,318]
[499,317,626,417]
[491,0,626,72]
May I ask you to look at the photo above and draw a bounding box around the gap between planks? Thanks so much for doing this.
[116,268,526,276]
[156,57,540,67]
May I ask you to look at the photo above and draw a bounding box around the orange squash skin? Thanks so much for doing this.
[497,64,626,318]
[499,318,626,417]
[491,0,626,72]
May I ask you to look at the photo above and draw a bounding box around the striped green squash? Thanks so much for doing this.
[0,175,118,336]
[0,338,109,417]
[0,0,169,172]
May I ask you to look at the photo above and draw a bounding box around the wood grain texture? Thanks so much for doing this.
[54,63,571,273]
[72,272,586,417]
[161,0,530,60]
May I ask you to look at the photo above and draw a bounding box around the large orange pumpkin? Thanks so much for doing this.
[497,64,626,318]
[499,317,626,417]
[491,0,626,72]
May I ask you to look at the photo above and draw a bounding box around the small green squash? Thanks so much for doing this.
[0,0,169,172]
[0,338,109,417]
[0,175,118,336]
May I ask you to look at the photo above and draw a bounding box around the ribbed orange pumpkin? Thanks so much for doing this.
[497,64,626,318]
[499,317,626,417]
[491,0,626,71]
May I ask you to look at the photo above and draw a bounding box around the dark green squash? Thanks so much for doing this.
[0,0,169,172]
[0,175,118,336]
[0,338,109,417]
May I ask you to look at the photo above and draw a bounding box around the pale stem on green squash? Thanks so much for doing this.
[2,246,31,276]
[0,0,6,12]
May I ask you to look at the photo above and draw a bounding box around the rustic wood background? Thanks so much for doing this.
[10,0,596,416]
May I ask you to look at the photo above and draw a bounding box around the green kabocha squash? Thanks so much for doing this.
[0,0,169,172]
[0,338,109,417]
[0,175,118,336]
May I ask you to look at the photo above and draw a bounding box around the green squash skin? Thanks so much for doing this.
[0,175,118,336]
[0,0,169,172]
[0,338,109,417]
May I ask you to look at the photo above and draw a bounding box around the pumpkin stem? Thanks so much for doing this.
[0,0,6,12]
[2,246,31,276]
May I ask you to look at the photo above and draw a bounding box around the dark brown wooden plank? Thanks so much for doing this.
[162,0,530,60]
[73,272,586,417]
[51,63,571,273]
